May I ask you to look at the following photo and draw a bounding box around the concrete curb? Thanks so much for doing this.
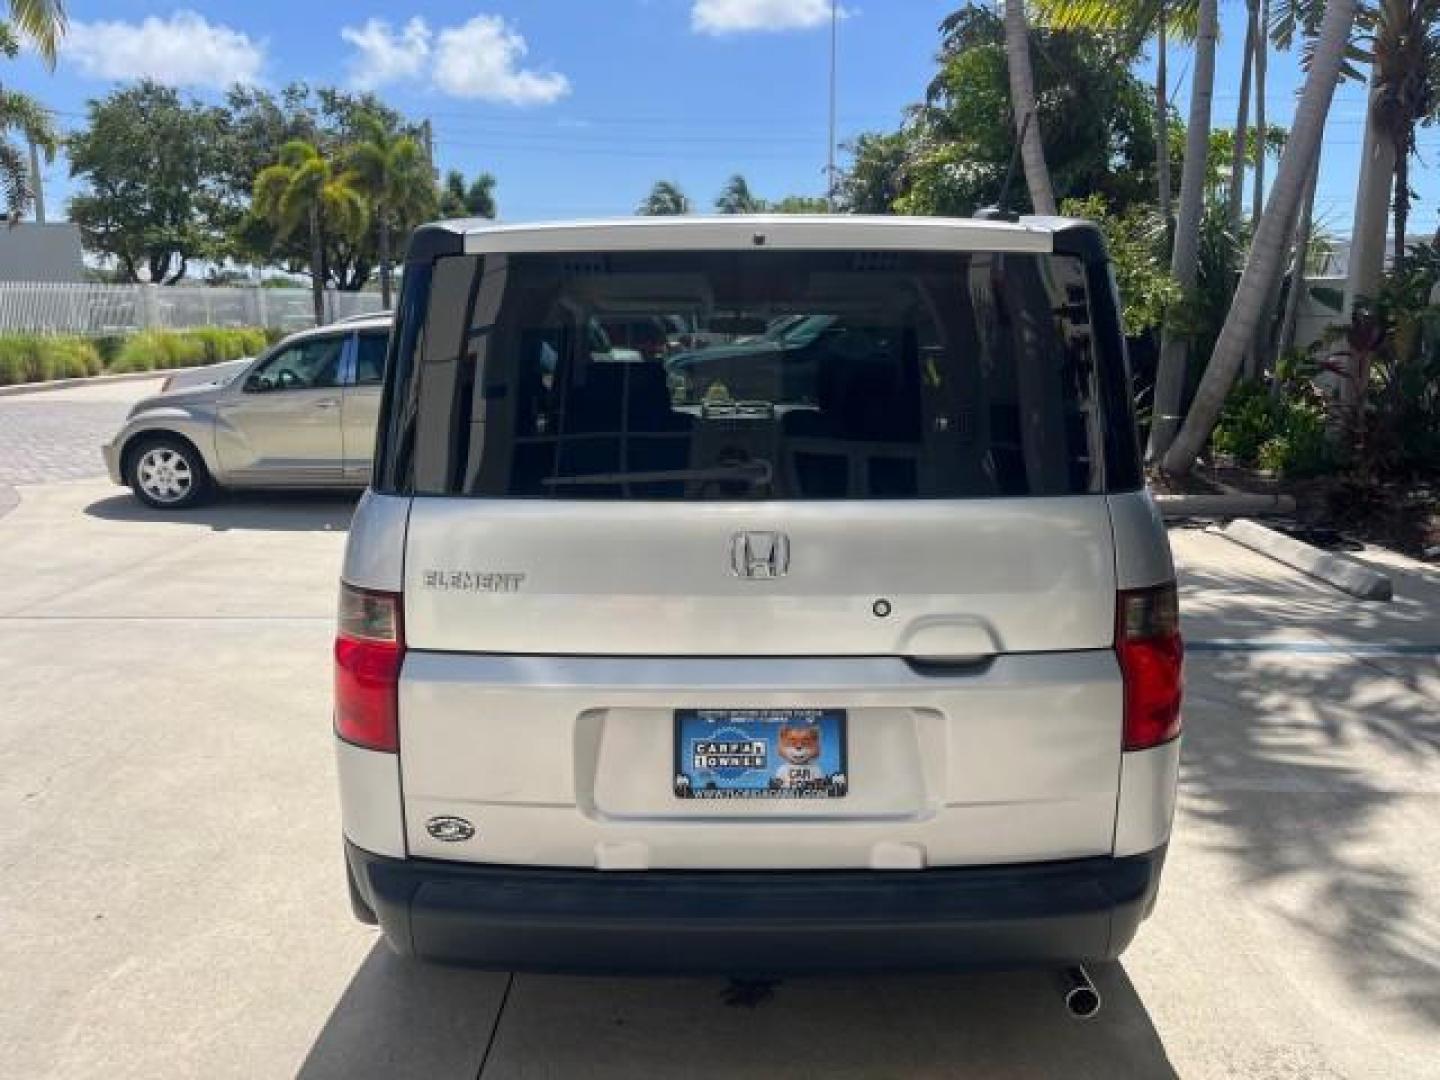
[1154,491,1296,519]
[0,368,193,398]
[1218,518,1394,601]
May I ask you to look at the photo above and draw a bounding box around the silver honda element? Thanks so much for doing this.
[336,216,1182,978]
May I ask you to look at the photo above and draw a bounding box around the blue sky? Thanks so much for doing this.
[6,0,1435,236]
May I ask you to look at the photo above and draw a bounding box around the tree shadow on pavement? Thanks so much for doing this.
[84,489,359,533]
[299,945,1175,1079]
[1184,648,1440,1032]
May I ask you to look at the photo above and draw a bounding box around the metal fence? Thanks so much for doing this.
[0,283,385,336]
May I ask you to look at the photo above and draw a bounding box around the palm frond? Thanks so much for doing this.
[276,139,319,170]
[0,88,59,153]
[1033,0,1200,42]
[322,179,368,240]
[252,165,293,221]
[6,0,66,66]
[0,139,32,221]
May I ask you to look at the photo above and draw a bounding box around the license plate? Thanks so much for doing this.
[673,708,848,800]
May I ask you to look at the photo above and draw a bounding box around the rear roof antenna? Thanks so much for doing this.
[973,109,1031,222]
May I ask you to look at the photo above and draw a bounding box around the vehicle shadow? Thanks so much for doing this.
[84,489,360,533]
[299,945,1176,1079]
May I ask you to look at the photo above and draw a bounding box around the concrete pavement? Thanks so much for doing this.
[0,383,1435,1078]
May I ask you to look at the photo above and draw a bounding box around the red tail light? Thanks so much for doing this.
[1116,583,1183,751]
[335,584,403,752]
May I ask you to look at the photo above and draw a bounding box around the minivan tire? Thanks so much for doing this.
[126,435,213,510]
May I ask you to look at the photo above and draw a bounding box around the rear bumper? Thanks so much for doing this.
[346,840,1166,975]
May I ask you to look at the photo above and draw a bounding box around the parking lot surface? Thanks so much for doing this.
[0,379,165,491]
[1,381,1436,1078]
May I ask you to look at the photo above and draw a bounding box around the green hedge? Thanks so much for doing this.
[110,327,267,373]
[0,327,269,385]
[0,335,104,385]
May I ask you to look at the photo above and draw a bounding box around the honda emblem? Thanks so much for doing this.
[730,531,790,579]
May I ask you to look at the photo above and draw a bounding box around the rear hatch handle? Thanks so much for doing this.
[902,654,996,677]
[897,617,1001,677]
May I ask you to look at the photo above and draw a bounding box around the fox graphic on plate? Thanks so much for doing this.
[772,725,825,788]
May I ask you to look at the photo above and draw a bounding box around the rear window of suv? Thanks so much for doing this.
[377,248,1137,500]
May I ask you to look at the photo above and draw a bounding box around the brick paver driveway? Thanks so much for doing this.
[0,378,164,497]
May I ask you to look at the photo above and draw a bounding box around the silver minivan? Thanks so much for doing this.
[336,216,1182,978]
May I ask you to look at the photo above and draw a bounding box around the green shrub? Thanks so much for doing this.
[1213,378,1344,478]
[0,335,103,384]
[1212,381,1277,467]
[184,326,267,363]
[0,328,265,383]
[109,328,265,372]
[1257,404,1339,477]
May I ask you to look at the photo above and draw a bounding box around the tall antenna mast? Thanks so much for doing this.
[826,0,838,209]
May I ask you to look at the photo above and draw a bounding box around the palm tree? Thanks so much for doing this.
[1370,0,1440,262]
[1003,0,1057,214]
[7,0,65,64]
[1227,1,1259,234]
[438,169,497,219]
[637,180,690,216]
[1163,0,1360,475]
[346,113,434,309]
[1251,0,1271,223]
[253,140,368,326]
[1149,0,1220,459]
[715,173,766,214]
[0,26,57,222]
[1034,0,1199,220]
[1339,0,1440,314]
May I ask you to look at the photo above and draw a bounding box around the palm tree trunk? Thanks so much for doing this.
[1146,0,1220,461]
[1392,139,1410,264]
[1003,0,1057,215]
[1341,68,1395,418]
[377,210,392,310]
[1250,0,1269,225]
[1273,142,1322,397]
[1162,0,1359,477]
[1228,3,1256,236]
[1155,12,1171,221]
[1345,70,1396,313]
[308,203,325,327]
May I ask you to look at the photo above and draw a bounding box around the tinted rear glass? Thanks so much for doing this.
[381,249,1130,500]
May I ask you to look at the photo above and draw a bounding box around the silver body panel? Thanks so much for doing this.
[395,650,1123,870]
[403,496,1116,657]
[102,317,391,491]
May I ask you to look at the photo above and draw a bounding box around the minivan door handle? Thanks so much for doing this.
[313,398,340,409]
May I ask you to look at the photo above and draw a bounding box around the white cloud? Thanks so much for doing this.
[341,17,431,91]
[64,11,264,88]
[336,13,569,105]
[433,15,570,105]
[691,0,839,34]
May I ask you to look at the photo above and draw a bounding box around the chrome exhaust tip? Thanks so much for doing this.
[1060,965,1102,1019]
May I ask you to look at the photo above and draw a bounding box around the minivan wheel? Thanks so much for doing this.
[127,437,211,509]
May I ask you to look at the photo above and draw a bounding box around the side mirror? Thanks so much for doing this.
[244,374,266,393]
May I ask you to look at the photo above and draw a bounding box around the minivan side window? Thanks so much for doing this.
[379,248,1137,500]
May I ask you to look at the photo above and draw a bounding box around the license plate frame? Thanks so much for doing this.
[673,708,848,800]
